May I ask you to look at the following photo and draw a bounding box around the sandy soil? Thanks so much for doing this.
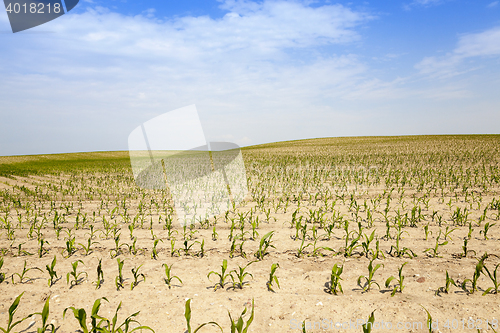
[1,183,500,333]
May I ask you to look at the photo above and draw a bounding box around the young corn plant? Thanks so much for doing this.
[254,231,275,260]
[423,223,432,240]
[420,306,434,333]
[424,230,448,258]
[460,255,486,294]
[459,238,476,258]
[208,259,231,291]
[45,256,58,287]
[0,292,35,333]
[362,310,376,333]
[94,302,155,333]
[266,263,280,292]
[436,270,457,295]
[34,297,55,333]
[184,299,222,333]
[296,238,312,258]
[11,260,42,284]
[480,222,496,240]
[62,237,77,258]
[130,264,145,290]
[369,240,386,260]
[95,259,104,289]
[115,258,125,290]
[67,260,87,287]
[230,262,253,290]
[78,236,99,256]
[0,257,5,283]
[361,230,376,258]
[110,234,127,259]
[162,263,182,289]
[388,226,416,258]
[482,263,500,295]
[228,299,254,333]
[385,262,407,296]
[151,238,163,259]
[328,263,343,295]
[63,297,109,333]
[38,238,49,258]
[357,259,384,292]
[14,242,33,257]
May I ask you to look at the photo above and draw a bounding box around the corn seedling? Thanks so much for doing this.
[362,310,376,333]
[182,239,198,256]
[266,263,280,292]
[482,263,500,295]
[420,305,434,333]
[33,297,55,333]
[308,239,334,257]
[424,230,448,258]
[459,238,476,258]
[162,263,182,288]
[208,259,231,291]
[480,222,496,240]
[197,239,205,258]
[184,299,222,333]
[0,293,35,333]
[0,257,5,283]
[228,299,254,333]
[357,259,384,292]
[151,238,163,259]
[62,237,77,258]
[45,255,58,287]
[388,225,416,258]
[115,258,125,290]
[436,270,457,295]
[361,230,376,258]
[67,259,87,287]
[296,238,312,258]
[78,236,99,256]
[370,240,386,260]
[230,262,253,289]
[385,262,407,296]
[130,264,145,290]
[212,225,218,241]
[328,263,343,295]
[11,260,42,284]
[460,254,486,294]
[38,238,49,258]
[15,242,33,256]
[254,231,275,260]
[126,237,144,256]
[110,234,127,258]
[95,258,104,289]
[467,222,474,239]
[170,239,181,257]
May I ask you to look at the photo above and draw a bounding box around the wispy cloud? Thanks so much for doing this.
[0,1,381,152]
[403,0,446,10]
[415,26,500,77]
[487,1,499,8]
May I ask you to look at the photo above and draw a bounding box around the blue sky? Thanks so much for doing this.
[0,0,499,155]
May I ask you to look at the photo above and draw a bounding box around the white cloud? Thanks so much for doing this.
[403,0,446,10]
[415,26,500,77]
[0,1,382,154]
[487,1,499,8]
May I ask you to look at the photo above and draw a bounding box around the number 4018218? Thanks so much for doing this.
[443,319,498,330]
[5,2,62,14]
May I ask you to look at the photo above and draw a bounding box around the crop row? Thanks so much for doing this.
[3,292,500,333]
[1,254,499,297]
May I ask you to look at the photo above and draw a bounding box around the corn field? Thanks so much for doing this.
[0,135,499,332]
